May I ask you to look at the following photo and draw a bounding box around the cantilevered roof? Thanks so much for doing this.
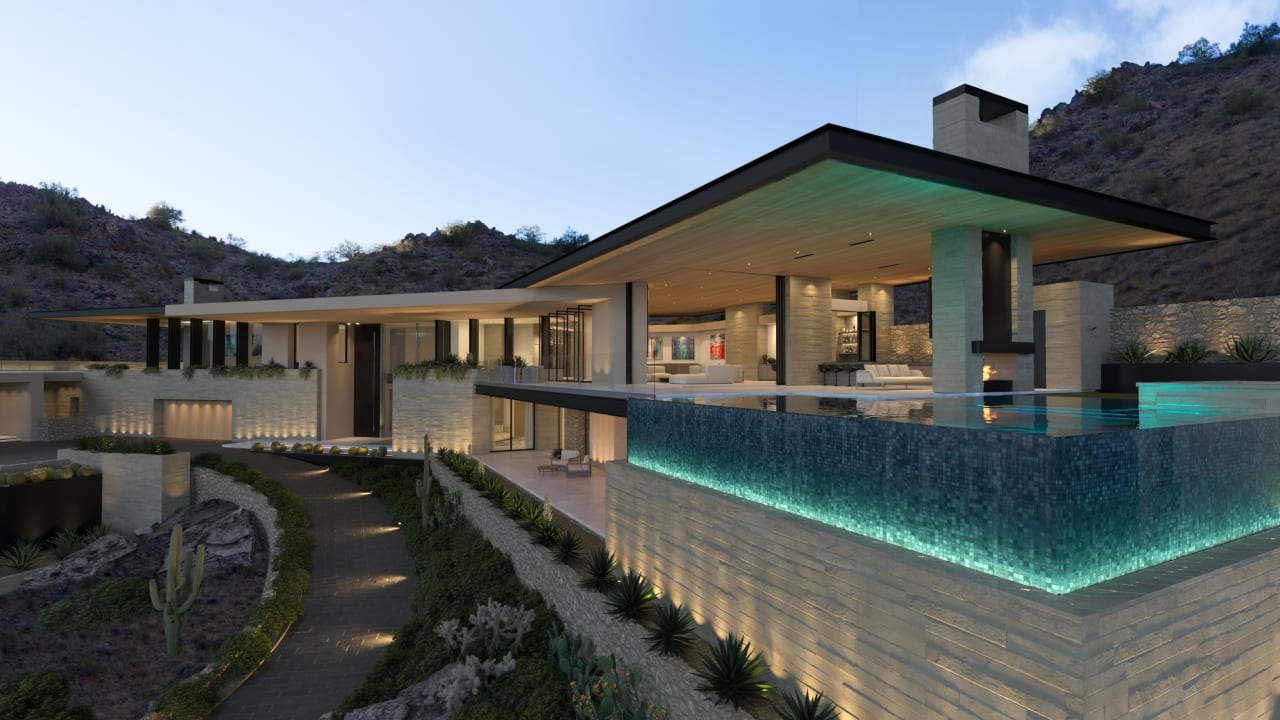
[505,124,1214,315]
[28,306,166,326]
[30,287,612,327]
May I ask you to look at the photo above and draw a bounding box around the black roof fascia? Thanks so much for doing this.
[28,306,167,320]
[503,124,1214,289]
[932,84,1029,117]
[473,383,629,417]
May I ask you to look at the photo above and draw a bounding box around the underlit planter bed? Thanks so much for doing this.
[1101,362,1280,393]
[0,473,102,545]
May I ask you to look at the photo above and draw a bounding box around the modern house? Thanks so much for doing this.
[14,85,1280,719]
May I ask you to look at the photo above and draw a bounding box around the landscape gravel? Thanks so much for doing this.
[432,457,752,720]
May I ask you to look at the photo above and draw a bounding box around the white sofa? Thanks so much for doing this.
[646,364,673,382]
[855,364,931,388]
[669,364,740,385]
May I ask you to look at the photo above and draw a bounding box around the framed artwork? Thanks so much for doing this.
[648,337,662,360]
[672,336,694,360]
[709,333,725,360]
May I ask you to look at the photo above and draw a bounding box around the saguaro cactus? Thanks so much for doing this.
[149,524,206,656]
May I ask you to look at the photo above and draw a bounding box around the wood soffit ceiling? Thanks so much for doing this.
[540,160,1205,315]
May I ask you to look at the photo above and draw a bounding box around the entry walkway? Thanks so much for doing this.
[190,444,417,720]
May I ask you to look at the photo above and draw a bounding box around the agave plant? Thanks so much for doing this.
[1115,338,1154,364]
[579,546,617,592]
[695,633,773,709]
[47,529,83,560]
[605,569,657,622]
[775,688,840,720]
[83,523,113,542]
[532,518,560,547]
[645,601,697,657]
[553,530,583,565]
[1163,338,1208,364]
[1224,334,1278,363]
[1,541,43,571]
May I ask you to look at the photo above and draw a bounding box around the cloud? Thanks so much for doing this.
[944,19,1113,117]
[1110,0,1280,62]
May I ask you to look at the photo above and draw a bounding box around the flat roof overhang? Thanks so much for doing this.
[27,306,166,326]
[505,124,1215,315]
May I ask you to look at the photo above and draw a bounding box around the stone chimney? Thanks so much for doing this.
[932,85,1028,173]
[184,277,228,304]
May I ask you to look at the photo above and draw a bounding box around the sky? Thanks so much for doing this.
[2,0,1277,260]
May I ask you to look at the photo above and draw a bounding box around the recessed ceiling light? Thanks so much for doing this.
[877,263,899,269]
[848,238,874,247]
[793,253,814,260]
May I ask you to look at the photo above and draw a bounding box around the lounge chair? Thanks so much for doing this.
[552,450,579,468]
[565,454,592,476]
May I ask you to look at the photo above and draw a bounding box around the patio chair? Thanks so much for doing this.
[552,449,579,468]
[565,454,592,476]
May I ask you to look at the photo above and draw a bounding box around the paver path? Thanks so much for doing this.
[200,446,417,720]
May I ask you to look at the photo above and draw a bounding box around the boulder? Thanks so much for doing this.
[21,534,137,589]
[151,499,258,573]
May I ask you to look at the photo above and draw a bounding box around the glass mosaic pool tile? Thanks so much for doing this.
[627,398,1280,593]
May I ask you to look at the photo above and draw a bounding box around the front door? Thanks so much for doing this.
[353,324,381,437]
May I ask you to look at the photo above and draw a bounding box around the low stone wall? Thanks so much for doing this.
[36,416,95,442]
[607,461,1280,719]
[62,450,190,533]
[192,467,280,594]
[1112,295,1280,356]
[390,371,479,454]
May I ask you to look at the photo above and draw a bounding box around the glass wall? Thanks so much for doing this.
[490,397,534,451]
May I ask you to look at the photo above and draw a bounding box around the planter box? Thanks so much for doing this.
[758,363,776,381]
[1101,362,1280,394]
[0,474,102,546]
[519,366,542,384]
[61,450,191,532]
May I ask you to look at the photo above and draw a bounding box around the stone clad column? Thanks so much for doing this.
[856,283,894,326]
[725,303,763,381]
[779,276,832,386]
[930,226,983,393]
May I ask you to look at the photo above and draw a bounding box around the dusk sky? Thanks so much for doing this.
[2,1,1276,259]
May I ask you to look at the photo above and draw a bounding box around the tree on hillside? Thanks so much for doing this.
[32,182,87,231]
[515,225,545,244]
[552,227,589,252]
[1228,22,1280,57]
[326,239,363,262]
[1176,37,1221,64]
[146,201,184,230]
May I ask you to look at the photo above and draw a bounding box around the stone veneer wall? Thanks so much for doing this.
[607,461,1280,719]
[79,369,319,441]
[1112,295,1280,356]
[37,416,97,442]
[880,323,932,364]
[782,276,832,385]
[390,370,479,454]
[562,408,589,456]
[63,450,190,532]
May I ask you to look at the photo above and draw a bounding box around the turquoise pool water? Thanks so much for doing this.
[662,394,1270,436]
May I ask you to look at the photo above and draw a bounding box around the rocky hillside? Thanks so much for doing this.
[0,183,563,360]
[1028,53,1280,306]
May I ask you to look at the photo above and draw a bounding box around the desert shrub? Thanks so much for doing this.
[513,225,544,244]
[1136,172,1169,203]
[0,286,28,309]
[1164,338,1209,363]
[145,202,183,230]
[439,221,475,247]
[31,182,87,231]
[551,227,589,252]
[1082,69,1122,104]
[39,577,152,628]
[1222,86,1268,116]
[244,252,275,277]
[72,436,173,454]
[0,319,105,360]
[1099,128,1132,154]
[0,671,94,720]
[26,234,89,270]
[1224,334,1278,362]
[96,259,125,279]
[325,239,364,262]
[1118,94,1148,114]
